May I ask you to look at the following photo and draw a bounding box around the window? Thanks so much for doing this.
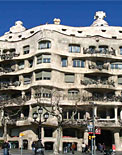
[23,45,30,55]
[29,59,33,68]
[61,58,67,67]
[37,54,51,64]
[69,44,80,53]
[23,75,32,85]
[99,46,108,53]
[65,74,74,83]
[111,63,122,69]
[68,89,79,100]
[118,76,122,85]
[73,60,85,68]
[18,61,24,70]
[36,71,51,80]
[119,47,122,55]
[89,46,96,53]
[38,41,51,49]
[43,93,51,98]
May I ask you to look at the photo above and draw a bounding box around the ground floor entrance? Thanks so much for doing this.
[96,130,113,150]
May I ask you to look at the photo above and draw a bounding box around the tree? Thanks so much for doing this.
[34,86,80,154]
[0,95,27,141]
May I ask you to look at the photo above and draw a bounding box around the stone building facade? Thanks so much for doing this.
[0,11,122,152]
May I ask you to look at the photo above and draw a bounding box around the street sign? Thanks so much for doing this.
[87,125,93,134]
[88,127,101,134]
[95,128,101,135]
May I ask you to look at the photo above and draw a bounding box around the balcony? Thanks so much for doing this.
[0,81,21,89]
[0,67,15,73]
[95,119,120,127]
[62,119,87,127]
[83,48,116,56]
[82,94,122,102]
[0,53,20,60]
[81,79,115,87]
[89,64,109,70]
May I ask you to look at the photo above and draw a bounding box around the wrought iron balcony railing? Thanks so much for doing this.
[83,48,116,56]
[82,94,122,102]
[0,53,20,60]
[89,64,109,70]
[81,79,115,87]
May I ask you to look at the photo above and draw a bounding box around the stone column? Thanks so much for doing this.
[83,130,88,145]
[24,60,28,68]
[31,88,35,99]
[94,106,97,117]
[114,107,118,123]
[33,72,36,82]
[106,109,110,119]
[28,105,32,119]
[54,127,63,154]
[77,141,82,152]
[114,129,121,151]
[120,108,122,120]
[41,127,44,145]
[21,91,25,99]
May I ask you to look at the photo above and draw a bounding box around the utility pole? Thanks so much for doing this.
[92,106,96,155]
[89,102,96,155]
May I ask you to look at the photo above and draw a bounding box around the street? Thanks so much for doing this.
[0,149,121,155]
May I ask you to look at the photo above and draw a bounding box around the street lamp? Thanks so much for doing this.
[33,107,49,154]
[89,102,96,155]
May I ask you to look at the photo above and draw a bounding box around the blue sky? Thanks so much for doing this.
[0,1,122,36]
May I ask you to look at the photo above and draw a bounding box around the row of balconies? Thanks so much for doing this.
[62,119,120,127]
[2,116,121,128]
[0,79,115,89]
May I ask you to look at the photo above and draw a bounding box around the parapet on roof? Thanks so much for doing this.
[91,11,109,27]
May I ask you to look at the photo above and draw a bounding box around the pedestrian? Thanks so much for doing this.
[81,142,86,153]
[2,141,10,155]
[67,143,71,153]
[85,144,89,153]
[31,141,35,152]
[99,143,103,153]
[97,143,100,151]
[103,143,106,152]
[71,143,76,154]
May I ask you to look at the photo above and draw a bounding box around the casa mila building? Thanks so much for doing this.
[0,11,122,152]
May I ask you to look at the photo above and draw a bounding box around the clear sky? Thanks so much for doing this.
[0,1,122,36]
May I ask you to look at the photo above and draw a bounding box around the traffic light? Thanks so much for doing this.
[89,136,91,140]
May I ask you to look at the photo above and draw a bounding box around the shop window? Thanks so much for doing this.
[44,127,54,137]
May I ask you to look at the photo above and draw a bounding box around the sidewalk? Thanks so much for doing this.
[0,149,122,155]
